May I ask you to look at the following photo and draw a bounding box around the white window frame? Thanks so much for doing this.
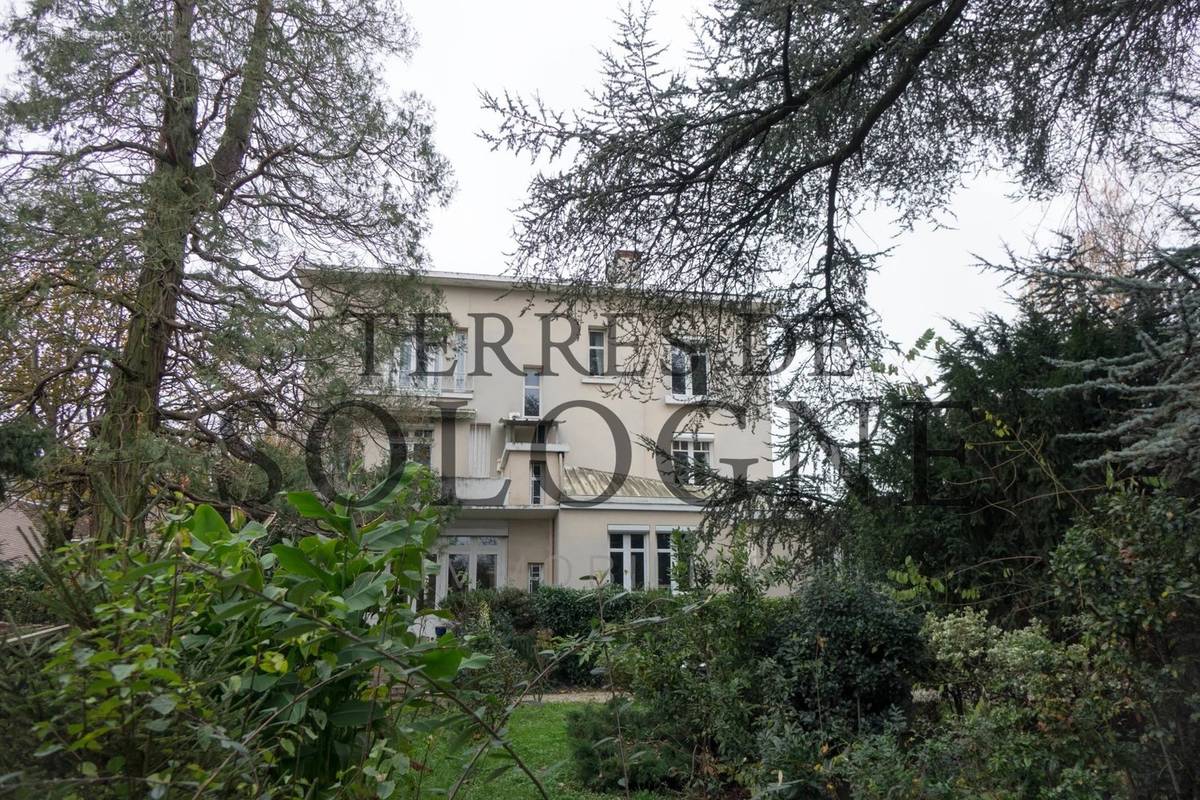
[608,525,648,590]
[436,535,507,601]
[668,341,708,398]
[530,460,544,505]
[527,562,544,592]
[654,526,694,592]
[451,329,468,391]
[523,368,542,417]
[387,334,442,391]
[671,436,713,486]
[405,428,434,468]
[588,328,607,376]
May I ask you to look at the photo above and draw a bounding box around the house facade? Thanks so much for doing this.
[345,271,773,599]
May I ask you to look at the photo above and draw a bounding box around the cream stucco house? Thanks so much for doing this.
[339,270,773,600]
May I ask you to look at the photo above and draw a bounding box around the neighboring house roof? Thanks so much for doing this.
[562,465,707,503]
[0,503,42,564]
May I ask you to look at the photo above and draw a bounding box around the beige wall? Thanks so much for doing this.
[356,277,773,489]
[505,517,553,589]
[553,507,705,588]
[335,273,775,593]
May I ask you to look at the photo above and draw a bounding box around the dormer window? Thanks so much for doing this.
[669,342,707,397]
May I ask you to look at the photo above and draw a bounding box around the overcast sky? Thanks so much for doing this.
[0,1,1080,353]
[396,1,1078,354]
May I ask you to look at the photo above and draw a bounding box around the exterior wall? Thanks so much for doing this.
[554,506,705,589]
[505,517,553,589]
[0,505,40,564]
[356,276,773,489]
[335,271,775,596]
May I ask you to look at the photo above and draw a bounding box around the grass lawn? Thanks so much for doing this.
[417,701,667,800]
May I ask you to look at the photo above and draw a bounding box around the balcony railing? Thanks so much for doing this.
[359,371,473,396]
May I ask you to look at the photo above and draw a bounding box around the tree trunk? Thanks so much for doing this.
[91,0,201,541]
[91,0,275,542]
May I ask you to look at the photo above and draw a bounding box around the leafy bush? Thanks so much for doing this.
[0,561,53,626]
[764,573,929,733]
[451,592,538,714]
[848,608,1127,799]
[448,585,673,687]
[1052,489,1200,799]
[565,698,691,793]
[598,547,928,796]
[0,468,494,799]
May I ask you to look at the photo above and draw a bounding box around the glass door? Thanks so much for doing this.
[437,535,506,601]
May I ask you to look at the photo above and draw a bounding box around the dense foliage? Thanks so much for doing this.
[566,554,928,796]
[0,0,449,540]
[847,304,1145,622]
[447,585,673,688]
[0,561,52,625]
[0,469,526,799]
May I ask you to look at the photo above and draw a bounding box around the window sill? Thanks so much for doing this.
[664,394,708,405]
[580,376,620,385]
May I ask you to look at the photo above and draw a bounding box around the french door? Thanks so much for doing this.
[434,534,506,601]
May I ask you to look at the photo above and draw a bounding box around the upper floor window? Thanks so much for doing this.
[530,461,544,505]
[523,368,541,416]
[588,328,607,376]
[451,329,468,391]
[669,342,707,397]
[671,437,711,486]
[387,334,441,391]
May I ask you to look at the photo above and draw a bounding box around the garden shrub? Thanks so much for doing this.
[601,552,929,796]
[763,573,930,733]
[826,607,1127,799]
[449,585,673,687]
[0,469,489,799]
[1051,489,1200,799]
[452,593,538,714]
[0,560,53,626]
[565,698,692,793]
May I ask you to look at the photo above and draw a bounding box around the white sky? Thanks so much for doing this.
[395,0,1079,356]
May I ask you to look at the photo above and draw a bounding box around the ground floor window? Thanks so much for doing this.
[528,562,544,592]
[434,535,505,601]
[404,428,434,467]
[609,527,647,589]
[655,526,694,591]
[420,553,439,608]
